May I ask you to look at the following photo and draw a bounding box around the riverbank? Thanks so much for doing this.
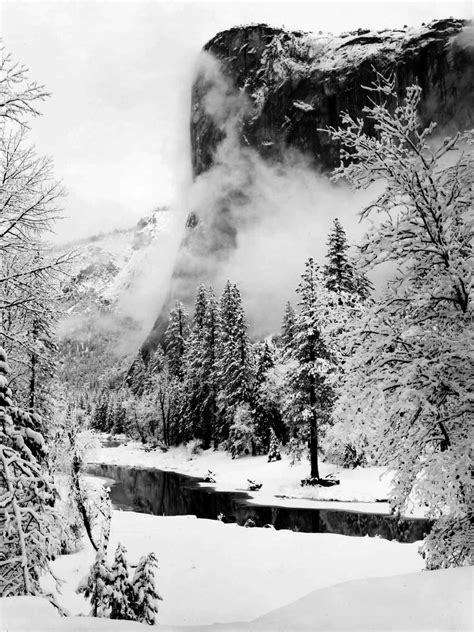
[89,435,395,508]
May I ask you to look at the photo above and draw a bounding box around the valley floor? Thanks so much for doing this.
[2,509,471,630]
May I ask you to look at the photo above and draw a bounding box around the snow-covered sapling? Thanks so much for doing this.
[109,543,134,620]
[77,550,112,618]
[130,552,163,625]
[267,428,281,462]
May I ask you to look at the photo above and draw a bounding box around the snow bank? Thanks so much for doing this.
[5,565,472,631]
[251,566,473,630]
[89,440,393,506]
[41,510,424,627]
[0,596,145,630]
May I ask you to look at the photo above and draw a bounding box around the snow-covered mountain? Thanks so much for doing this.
[61,207,170,315]
[57,207,171,393]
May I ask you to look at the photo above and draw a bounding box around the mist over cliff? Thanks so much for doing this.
[144,18,474,351]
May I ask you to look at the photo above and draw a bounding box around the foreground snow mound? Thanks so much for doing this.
[251,566,473,631]
[44,511,423,627]
[4,566,472,631]
[0,597,145,631]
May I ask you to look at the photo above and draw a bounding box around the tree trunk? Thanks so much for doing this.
[309,375,320,479]
[29,352,36,409]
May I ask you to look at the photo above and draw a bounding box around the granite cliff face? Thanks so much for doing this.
[144,19,473,352]
[192,19,473,176]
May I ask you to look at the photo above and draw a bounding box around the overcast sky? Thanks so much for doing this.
[1,1,471,241]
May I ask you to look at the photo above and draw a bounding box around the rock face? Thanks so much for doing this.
[192,19,473,176]
[144,19,474,352]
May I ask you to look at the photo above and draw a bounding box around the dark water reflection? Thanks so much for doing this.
[85,463,432,543]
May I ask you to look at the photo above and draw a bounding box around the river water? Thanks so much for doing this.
[86,462,432,543]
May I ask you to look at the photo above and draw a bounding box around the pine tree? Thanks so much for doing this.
[281,302,296,351]
[92,391,110,431]
[267,427,281,462]
[77,550,112,618]
[165,301,189,379]
[289,259,334,480]
[109,543,134,620]
[216,282,253,445]
[323,218,356,294]
[200,289,219,448]
[131,552,162,625]
[252,341,276,451]
[0,347,58,597]
[182,286,210,443]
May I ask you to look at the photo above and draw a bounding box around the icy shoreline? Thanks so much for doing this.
[88,436,394,509]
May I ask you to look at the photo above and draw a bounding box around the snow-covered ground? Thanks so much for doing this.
[89,439,393,508]
[40,509,424,627]
[4,509,471,630]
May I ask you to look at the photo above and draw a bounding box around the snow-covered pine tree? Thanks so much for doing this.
[77,549,112,618]
[323,218,356,294]
[130,552,162,625]
[216,282,254,446]
[182,285,209,442]
[92,391,110,431]
[199,288,219,448]
[267,427,281,462]
[281,302,296,352]
[165,300,189,379]
[252,341,276,451]
[109,542,134,620]
[0,346,58,597]
[112,392,126,435]
[326,74,473,568]
[288,259,335,481]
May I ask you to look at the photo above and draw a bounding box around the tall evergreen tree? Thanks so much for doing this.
[200,288,219,448]
[165,301,189,379]
[281,302,296,352]
[323,218,355,294]
[182,286,209,442]
[289,259,334,480]
[216,282,253,445]
[252,341,276,451]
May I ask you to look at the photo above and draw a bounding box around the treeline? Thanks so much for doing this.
[92,219,369,477]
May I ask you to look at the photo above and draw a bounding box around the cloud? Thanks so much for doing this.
[169,52,376,338]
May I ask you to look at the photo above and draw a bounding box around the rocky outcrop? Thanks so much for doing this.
[144,19,473,353]
[192,19,473,176]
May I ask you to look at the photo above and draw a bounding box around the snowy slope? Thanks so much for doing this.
[249,565,473,631]
[41,510,423,627]
[60,207,170,316]
[56,208,172,391]
[4,512,470,630]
